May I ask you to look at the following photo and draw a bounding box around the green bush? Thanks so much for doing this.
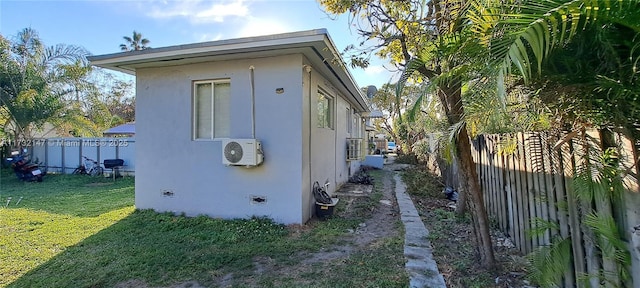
[394,153,419,165]
[401,167,444,198]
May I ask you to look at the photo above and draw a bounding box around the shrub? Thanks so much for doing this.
[401,167,444,198]
[394,153,419,165]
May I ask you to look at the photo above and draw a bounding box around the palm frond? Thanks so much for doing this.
[439,133,456,165]
[526,236,572,287]
[528,217,560,238]
[472,0,637,83]
[447,119,466,149]
[406,93,425,122]
[582,212,631,285]
[396,56,427,97]
[43,44,88,66]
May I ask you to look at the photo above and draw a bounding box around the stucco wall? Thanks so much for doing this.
[302,57,364,219]
[135,54,305,224]
[301,63,312,221]
[335,96,351,186]
[309,70,338,206]
[135,53,364,224]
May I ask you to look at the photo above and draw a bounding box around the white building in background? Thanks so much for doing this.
[89,29,371,224]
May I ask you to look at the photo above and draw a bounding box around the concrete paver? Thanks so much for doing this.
[392,172,447,288]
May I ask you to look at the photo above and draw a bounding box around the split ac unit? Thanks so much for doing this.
[222,139,264,166]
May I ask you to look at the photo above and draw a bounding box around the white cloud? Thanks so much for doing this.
[197,32,224,42]
[146,0,249,24]
[236,17,290,38]
[364,65,386,76]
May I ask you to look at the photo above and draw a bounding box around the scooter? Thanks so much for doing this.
[5,149,45,182]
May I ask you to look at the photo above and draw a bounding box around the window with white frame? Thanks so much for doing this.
[352,111,360,138]
[193,80,230,140]
[317,90,333,129]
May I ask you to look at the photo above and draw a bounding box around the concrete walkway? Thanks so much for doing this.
[391,171,447,288]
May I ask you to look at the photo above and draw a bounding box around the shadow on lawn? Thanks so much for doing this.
[0,174,134,217]
[8,210,291,288]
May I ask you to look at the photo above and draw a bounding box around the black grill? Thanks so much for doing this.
[103,159,124,169]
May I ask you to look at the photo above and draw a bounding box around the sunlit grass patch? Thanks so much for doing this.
[1,171,407,288]
[0,207,135,286]
[0,173,136,287]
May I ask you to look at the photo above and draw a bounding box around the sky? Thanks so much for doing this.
[0,0,398,89]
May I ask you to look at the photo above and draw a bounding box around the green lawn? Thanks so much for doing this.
[1,169,407,288]
[0,170,135,287]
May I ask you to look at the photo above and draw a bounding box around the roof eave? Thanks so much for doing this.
[89,29,370,111]
[317,34,370,112]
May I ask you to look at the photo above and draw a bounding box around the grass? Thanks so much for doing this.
[0,170,133,217]
[339,169,385,218]
[401,166,444,198]
[1,168,407,288]
[249,236,407,288]
[402,167,492,287]
[239,168,407,288]
[402,167,509,288]
[0,170,135,287]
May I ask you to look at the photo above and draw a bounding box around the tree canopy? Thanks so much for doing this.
[1,28,136,145]
[321,0,640,269]
[0,28,88,143]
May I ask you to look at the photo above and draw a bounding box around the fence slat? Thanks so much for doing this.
[496,135,508,232]
[525,133,541,249]
[531,133,549,246]
[541,132,555,245]
[493,136,501,223]
[560,134,586,288]
[577,131,601,287]
[549,132,574,287]
[514,132,528,253]
[505,142,517,243]
[482,136,491,217]
[488,136,496,220]
[467,129,639,288]
[617,133,640,288]
[484,136,493,218]
[594,131,620,288]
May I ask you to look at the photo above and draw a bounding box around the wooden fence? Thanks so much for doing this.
[472,131,640,287]
[419,133,461,190]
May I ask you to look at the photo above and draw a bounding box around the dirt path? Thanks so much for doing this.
[276,169,400,259]
[218,169,402,287]
[115,169,403,288]
[352,169,400,246]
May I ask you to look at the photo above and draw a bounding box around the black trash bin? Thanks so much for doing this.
[315,198,339,219]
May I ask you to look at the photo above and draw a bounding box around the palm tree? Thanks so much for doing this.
[0,28,88,145]
[471,0,640,119]
[120,30,150,51]
[319,0,500,267]
[468,1,640,286]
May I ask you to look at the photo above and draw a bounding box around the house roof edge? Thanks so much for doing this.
[89,28,369,111]
[88,29,329,64]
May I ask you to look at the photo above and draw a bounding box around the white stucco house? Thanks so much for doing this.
[88,29,371,224]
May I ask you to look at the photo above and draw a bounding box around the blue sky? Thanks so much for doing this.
[0,0,398,88]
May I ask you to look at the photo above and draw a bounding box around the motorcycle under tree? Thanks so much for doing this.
[5,149,45,182]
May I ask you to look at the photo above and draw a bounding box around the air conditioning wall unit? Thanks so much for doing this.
[222,139,264,166]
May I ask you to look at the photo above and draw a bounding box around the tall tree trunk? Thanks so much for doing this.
[440,83,496,267]
[455,174,467,215]
[457,127,495,266]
